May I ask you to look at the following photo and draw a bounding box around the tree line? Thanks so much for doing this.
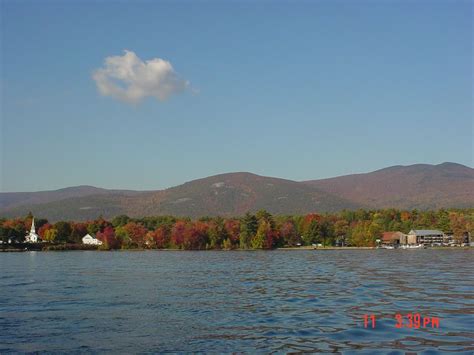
[1,208,472,250]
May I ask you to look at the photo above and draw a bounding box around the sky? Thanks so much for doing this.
[1,0,472,192]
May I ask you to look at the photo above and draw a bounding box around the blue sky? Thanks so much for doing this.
[1,0,472,192]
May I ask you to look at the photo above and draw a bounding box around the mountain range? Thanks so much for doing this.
[1,162,472,221]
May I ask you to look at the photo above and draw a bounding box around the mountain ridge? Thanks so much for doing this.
[1,162,472,221]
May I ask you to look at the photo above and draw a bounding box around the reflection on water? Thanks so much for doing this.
[0,250,473,352]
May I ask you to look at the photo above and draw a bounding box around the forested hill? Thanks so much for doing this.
[1,162,473,221]
[0,186,143,210]
[303,162,474,210]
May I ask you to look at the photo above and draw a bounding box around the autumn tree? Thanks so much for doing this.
[224,219,240,248]
[38,223,53,239]
[2,219,27,238]
[256,210,274,226]
[367,220,383,247]
[87,217,111,235]
[123,222,148,248]
[35,218,49,231]
[43,228,58,242]
[280,220,299,246]
[207,218,227,249]
[96,226,119,249]
[251,220,269,249]
[171,220,187,249]
[349,221,369,247]
[449,212,467,244]
[146,226,170,249]
[183,221,209,250]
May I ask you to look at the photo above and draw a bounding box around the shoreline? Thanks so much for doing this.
[277,246,375,250]
[2,245,472,252]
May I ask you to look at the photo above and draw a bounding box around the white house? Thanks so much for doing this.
[25,218,41,243]
[82,234,103,246]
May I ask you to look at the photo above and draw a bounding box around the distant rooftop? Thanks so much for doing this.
[409,229,444,236]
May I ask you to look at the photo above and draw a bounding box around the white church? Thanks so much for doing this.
[25,218,41,243]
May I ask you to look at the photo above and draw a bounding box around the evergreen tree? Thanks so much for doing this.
[239,213,258,249]
[436,209,450,232]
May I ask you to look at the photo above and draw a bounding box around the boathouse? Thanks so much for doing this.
[381,231,407,245]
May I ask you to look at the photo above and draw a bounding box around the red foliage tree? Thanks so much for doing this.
[171,220,187,248]
[38,223,53,239]
[3,219,27,236]
[304,213,321,225]
[87,217,112,235]
[147,226,170,249]
[96,226,119,249]
[123,222,147,248]
[224,219,240,243]
[280,220,299,246]
[183,221,209,250]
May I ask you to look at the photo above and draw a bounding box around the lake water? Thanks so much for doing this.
[1,250,473,353]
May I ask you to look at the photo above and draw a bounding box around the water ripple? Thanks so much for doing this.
[0,250,472,352]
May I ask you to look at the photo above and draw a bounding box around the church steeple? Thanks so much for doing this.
[25,217,40,243]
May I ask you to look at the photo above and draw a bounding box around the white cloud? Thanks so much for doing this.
[93,50,189,104]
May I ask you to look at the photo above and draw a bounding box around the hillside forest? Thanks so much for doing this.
[1,208,472,249]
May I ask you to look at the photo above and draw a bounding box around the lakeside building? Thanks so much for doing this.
[82,234,103,246]
[25,218,41,243]
[444,231,471,246]
[381,231,407,246]
[408,229,444,246]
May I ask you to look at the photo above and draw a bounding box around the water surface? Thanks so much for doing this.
[1,250,473,353]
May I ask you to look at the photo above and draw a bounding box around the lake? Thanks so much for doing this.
[1,250,473,353]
